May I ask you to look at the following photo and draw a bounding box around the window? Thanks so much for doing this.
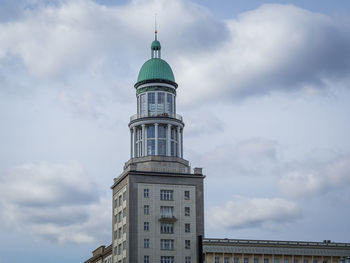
[313,260,318,263]
[303,260,309,263]
[114,230,117,240]
[113,247,117,256]
[144,239,149,248]
[160,223,174,234]
[144,255,150,263]
[157,92,165,114]
[118,195,122,206]
[160,206,174,218]
[284,260,289,263]
[158,125,166,155]
[255,258,260,263]
[184,190,190,200]
[123,208,126,218]
[118,244,121,255]
[185,240,190,249]
[118,211,122,222]
[161,256,174,263]
[234,257,240,263]
[147,125,155,155]
[144,205,149,215]
[140,94,147,117]
[144,189,149,198]
[148,92,156,116]
[118,227,122,238]
[144,222,149,231]
[215,257,220,263]
[185,257,191,263]
[274,259,280,263]
[170,127,178,156]
[123,191,126,201]
[245,258,249,263]
[122,258,126,263]
[185,223,190,233]
[160,239,174,250]
[294,260,299,263]
[225,258,230,263]
[185,207,190,216]
[160,190,174,200]
[264,259,270,263]
[122,240,126,250]
[166,94,173,114]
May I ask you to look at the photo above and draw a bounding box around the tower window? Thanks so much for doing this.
[185,257,191,263]
[185,223,190,233]
[157,92,165,114]
[185,207,190,216]
[140,94,147,117]
[144,238,150,248]
[235,257,240,263]
[148,92,156,116]
[160,190,173,200]
[144,189,149,198]
[264,259,269,263]
[160,239,174,250]
[160,223,174,233]
[166,94,173,115]
[225,258,229,263]
[144,256,150,263]
[144,222,149,231]
[144,205,149,215]
[160,206,174,218]
[161,256,174,263]
[184,191,190,200]
[185,240,190,249]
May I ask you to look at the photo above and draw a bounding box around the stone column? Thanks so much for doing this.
[167,124,171,156]
[142,124,145,156]
[130,129,133,159]
[132,126,136,158]
[177,126,180,157]
[155,123,158,155]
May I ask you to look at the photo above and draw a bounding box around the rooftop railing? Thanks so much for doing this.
[203,238,350,247]
[130,113,183,122]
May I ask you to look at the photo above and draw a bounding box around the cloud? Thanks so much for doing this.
[279,155,350,199]
[1,1,349,106]
[206,195,301,230]
[0,162,111,244]
[177,4,350,104]
[194,138,278,176]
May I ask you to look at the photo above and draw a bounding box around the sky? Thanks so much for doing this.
[0,0,350,262]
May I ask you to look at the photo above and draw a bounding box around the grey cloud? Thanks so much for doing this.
[206,195,301,230]
[279,155,350,199]
[177,4,350,104]
[0,162,110,244]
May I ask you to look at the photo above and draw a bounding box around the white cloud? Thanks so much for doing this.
[279,155,350,198]
[194,138,278,176]
[206,195,301,230]
[0,162,111,244]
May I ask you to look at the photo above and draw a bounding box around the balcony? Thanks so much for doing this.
[130,113,183,122]
[159,215,177,223]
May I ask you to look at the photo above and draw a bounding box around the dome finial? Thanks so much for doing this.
[154,13,158,40]
[151,14,161,58]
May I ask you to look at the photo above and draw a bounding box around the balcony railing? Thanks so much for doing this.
[130,113,183,122]
[159,215,177,222]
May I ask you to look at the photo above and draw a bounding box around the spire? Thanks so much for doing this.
[151,14,161,58]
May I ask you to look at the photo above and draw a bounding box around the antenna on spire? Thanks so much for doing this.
[154,13,158,40]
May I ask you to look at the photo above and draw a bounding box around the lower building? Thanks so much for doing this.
[85,239,350,263]
[203,239,350,263]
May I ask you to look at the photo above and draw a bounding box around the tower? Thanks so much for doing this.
[111,31,205,263]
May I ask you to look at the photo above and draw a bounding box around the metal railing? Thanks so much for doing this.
[203,238,350,247]
[130,113,183,122]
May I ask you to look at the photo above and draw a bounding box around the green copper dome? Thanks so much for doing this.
[137,58,175,83]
